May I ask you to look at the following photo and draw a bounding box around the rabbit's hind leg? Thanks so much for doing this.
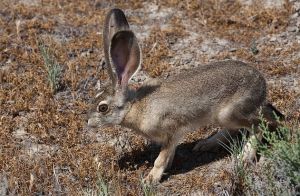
[217,101,262,164]
[192,129,239,152]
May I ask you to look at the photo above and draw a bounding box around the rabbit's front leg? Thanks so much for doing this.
[144,140,177,184]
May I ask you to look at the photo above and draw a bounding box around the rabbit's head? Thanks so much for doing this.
[88,28,141,128]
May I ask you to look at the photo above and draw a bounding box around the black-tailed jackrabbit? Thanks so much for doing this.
[88,8,283,183]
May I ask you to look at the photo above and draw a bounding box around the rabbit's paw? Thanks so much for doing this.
[241,140,257,166]
[143,168,163,184]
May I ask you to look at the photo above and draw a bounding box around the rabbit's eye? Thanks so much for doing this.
[97,103,109,113]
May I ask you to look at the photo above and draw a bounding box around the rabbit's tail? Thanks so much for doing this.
[260,102,285,141]
[262,103,285,122]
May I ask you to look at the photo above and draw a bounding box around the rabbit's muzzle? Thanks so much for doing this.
[87,112,101,128]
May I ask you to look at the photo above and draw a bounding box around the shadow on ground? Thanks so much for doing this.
[118,138,230,180]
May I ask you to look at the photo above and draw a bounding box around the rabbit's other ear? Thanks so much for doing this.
[110,30,141,89]
[103,8,129,88]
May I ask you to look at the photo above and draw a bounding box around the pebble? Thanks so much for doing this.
[229,48,237,52]
[291,12,299,19]
[270,37,277,42]
[279,32,287,38]
[287,26,298,32]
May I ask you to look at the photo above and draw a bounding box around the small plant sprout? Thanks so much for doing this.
[97,174,109,196]
[140,175,155,196]
[218,130,249,183]
[38,38,62,93]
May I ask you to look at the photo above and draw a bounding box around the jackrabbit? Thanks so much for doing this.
[88,8,283,183]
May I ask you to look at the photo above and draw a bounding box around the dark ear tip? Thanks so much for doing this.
[110,8,124,13]
[107,8,128,24]
[108,8,125,17]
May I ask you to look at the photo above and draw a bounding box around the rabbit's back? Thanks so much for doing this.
[159,60,265,102]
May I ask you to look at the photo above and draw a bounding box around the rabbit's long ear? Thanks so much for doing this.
[103,9,129,88]
[110,30,141,90]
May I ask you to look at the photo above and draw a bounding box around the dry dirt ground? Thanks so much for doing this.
[0,0,300,195]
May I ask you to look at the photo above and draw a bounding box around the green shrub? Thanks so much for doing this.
[223,117,300,195]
